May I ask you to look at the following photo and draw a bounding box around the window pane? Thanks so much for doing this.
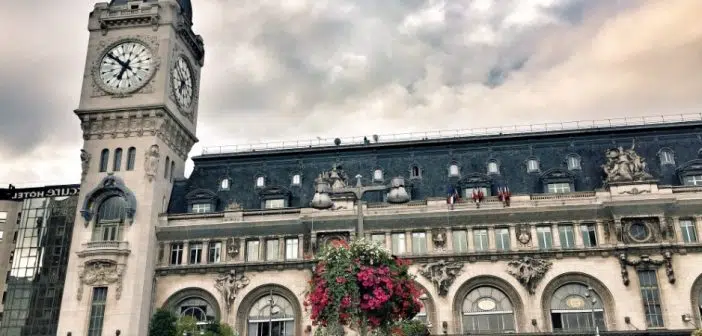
[580,224,598,247]
[208,242,221,263]
[189,243,202,264]
[537,227,553,250]
[411,232,426,254]
[170,243,183,265]
[473,229,488,251]
[638,270,664,328]
[87,287,107,336]
[266,240,279,261]
[558,225,574,248]
[453,230,468,253]
[246,241,260,262]
[371,234,385,246]
[391,233,405,254]
[495,228,510,251]
[680,219,698,243]
[285,238,299,260]
[264,199,285,209]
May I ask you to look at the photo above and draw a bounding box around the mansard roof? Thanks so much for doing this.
[167,117,702,214]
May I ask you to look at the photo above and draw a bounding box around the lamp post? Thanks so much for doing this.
[584,286,600,336]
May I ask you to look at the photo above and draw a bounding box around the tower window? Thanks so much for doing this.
[164,156,170,179]
[170,161,175,181]
[99,149,109,172]
[126,147,136,171]
[113,148,123,172]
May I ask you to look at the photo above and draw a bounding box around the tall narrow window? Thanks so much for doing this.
[680,219,698,243]
[659,149,675,165]
[453,230,468,253]
[99,149,109,172]
[581,224,598,247]
[449,164,460,177]
[113,148,123,171]
[88,287,108,336]
[266,239,279,261]
[170,161,175,181]
[246,240,260,262]
[292,174,301,186]
[473,229,488,251]
[208,242,221,263]
[487,161,499,174]
[558,225,575,249]
[164,156,170,179]
[92,196,127,242]
[256,176,265,188]
[411,232,427,255]
[285,238,299,260]
[373,169,384,181]
[392,233,406,255]
[495,228,510,251]
[170,243,183,265]
[638,270,664,328]
[189,242,203,264]
[537,226,553,250]
[527,159,540,173]
[410,165,421,178]
[567,155,581,170]
[126,147,136,171]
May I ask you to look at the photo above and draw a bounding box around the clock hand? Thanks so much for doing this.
[107,53,127,67]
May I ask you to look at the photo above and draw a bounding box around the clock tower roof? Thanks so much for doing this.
[109,0,193,24]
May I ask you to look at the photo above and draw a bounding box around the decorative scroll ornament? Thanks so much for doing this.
[602,141,654,183]
[80,149,91,182]
[214,270,250,313]
[418,260,463,296]
[226,237,240,259]
[77,260,124,301]
[144,144,160,182]
[618,252,675,286]
[507,256,552,295]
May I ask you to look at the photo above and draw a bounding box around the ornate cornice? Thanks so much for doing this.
[77,108,196,160]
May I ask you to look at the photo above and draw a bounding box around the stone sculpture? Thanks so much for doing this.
[506,256,552,295]
[516,224,532,245]
[602,141,653,183]
[144,144,160,182]
[226,237,240,258]
[618,252,675,286]
[386,177,410,204]
[214,269,250,313]
[418,260,463,296]
[80,149,91,181]
[432,229,447,251]
[77,260,123,301]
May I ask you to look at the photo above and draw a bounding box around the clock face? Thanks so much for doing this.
[99,41,154,94]
[171,56,194,109]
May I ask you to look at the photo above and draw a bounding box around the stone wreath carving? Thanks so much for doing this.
[214,270,251,313]
[226,237,240,259]
[77,260,124,301]
[507,256,552,295]
[516,224,532,245]
[618,252,675,286]
[418,260,463,297]
[432,229,447,251]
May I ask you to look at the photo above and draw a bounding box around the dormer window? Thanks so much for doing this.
[659,149,675,165]
[373,169,384,181]
[547,183,571,193]
[684,175,702,186]
[255,176,265,188]
[191,203,212,213]
[410,165,421,179]
[449,164,460,177]
[220,178,230,190]
[527,159,540,173]
[264,199,286,209]
[291,174,301,186]
[487,161,499,175]
[567,155,581,170]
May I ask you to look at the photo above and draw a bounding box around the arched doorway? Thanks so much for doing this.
[247,294,295,336]
[163,288,222,329]
[691,273,702,326]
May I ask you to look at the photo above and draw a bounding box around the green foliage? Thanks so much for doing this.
[395,320,429,336]
[691,329,702,336]
[176,316,199,335]
[148,309,177,336]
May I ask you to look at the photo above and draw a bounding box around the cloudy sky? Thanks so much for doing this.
[1,0,701,186]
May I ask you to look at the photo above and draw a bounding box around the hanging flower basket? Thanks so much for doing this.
[304,239,423,334]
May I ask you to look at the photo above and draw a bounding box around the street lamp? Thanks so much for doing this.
[584,286,600,336]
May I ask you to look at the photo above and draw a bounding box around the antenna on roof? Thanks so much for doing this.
[334,138,341,146]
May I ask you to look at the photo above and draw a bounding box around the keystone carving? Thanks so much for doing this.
[618,252,675,286]
[507,256,552,295]
[418,260,463,297]
[77,260,124,301]
[214,270,250,313]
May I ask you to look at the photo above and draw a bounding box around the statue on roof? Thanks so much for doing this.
[602,140,653,183]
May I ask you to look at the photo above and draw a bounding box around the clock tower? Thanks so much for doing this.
[57,0,204,335]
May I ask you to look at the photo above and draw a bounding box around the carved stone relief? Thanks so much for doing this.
[618,252,675,286]
[214,270,251,313]
[602,141,654,184]
[432,229,447,251]
[80,149,91,182]
[506,256,552,295]
[516,224,532,246]
[77,260,124,301]
[144,144,160,182]
[226,238,240,259]
[619,217,667,244]
[418,260,463,297]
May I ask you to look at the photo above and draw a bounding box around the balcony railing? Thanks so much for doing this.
[83,241,130,250]
[202,113,702,155]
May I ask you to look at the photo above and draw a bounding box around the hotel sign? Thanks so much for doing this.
[7,185,80,200]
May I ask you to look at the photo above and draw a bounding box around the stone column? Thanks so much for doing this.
[487,227,496,250]
[182,241,189,265]
[427,229,435,253]
[278,237,285,260]
[385,232,391,249]
[258,237,266,261]
[298,234,304,259]
[573,221,583,247]
[551,223,561,249]
[405,231,413,255]
[530,224,538,249]
[201,239,209,264]
[221,239,228,263]
[671,217,682,243]
[467,229,475,252]
[508,226,518,251]
[596,220,609,246]
[445,228,454,251]
[695,216,702,242]
[159,241,168,266]
[239,237,248,262]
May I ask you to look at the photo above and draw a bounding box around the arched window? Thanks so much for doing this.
[170,161,175,181]
[373,169,383,181]
[99,149,109,172]
[164,156,170,179]
[126,147,136,171]
[256,176,266,188]
[220,178,230,190]
[659,149,675,165]
[113,148,123,172]
[291,174,301,186]
[462,286,515,333]
[176,297,217,326]
[527,159,540,173]
[93,196,128,241]
[567,155,581,170]
[410,165,421,178]
[449,164,460,177]
[247,294,295,336]
[487,161,499,174]
[550,283,606,332]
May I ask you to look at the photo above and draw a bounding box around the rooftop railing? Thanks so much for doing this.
[202,113,702,155]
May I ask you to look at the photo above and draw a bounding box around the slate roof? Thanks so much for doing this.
[168,119,702,214]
